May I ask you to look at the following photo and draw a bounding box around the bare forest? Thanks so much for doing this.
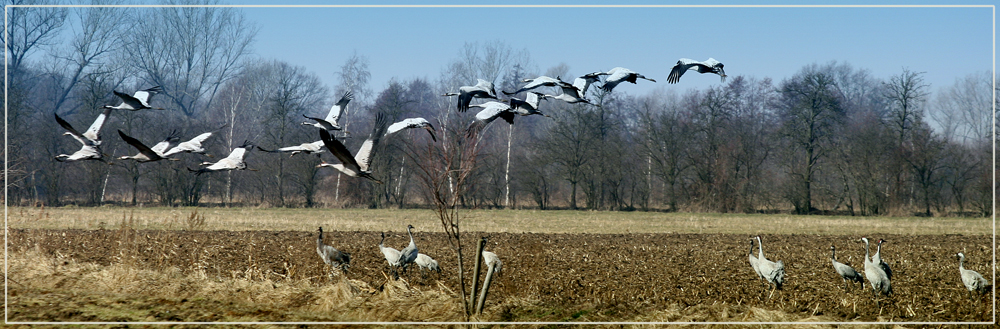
[5,4,996,218]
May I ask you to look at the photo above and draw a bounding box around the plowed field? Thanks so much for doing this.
[7,228,994,323]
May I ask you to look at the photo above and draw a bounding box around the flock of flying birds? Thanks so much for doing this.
[53,58,727,183]
[49,56,992,306]
[750,236,991,307]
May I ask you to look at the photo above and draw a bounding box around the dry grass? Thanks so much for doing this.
[9,248,869,325]
[7,206,992,235]
[7,247,467,323]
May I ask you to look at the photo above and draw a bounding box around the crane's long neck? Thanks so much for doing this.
[863,239,871,262]
[959,254,965,270]
[317,228,324,248]
[756,237,765,259]
[875,241,883,256]
[831,247,836,261]
[407,227,414,244]
[748,241,754,256]
[379,233,386,249]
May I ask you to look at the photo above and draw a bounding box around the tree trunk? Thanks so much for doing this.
[504,124,513,209]
[570,181,578,209]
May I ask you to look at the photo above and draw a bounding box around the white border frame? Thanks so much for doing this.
[4,3,996,326]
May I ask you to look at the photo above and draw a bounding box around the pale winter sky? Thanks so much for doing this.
[22,1,997,99]
[234,1,994,98]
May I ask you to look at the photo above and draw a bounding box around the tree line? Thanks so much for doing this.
[5,3,995,217]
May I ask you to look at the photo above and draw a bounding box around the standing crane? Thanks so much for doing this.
[861,237,891,305]
[104,86,165,111]
[118,130,181,163]
[442,79,498,112]
[482,250,502,275]
[598,67,656,92]
[754,236,785,297]
[831,245,864,290]
[316,113,389,184]
[385,117,437,142]
[666,58,727,84]
[187,141,254,175]
[316,227,350,275]
[414,253,441,274]
[302,91,353,131]
[872,239,893,280]
[162,131,215,158]
[257,140,326,157]
[956,252,991,299]
[398,224,419,273]
[379,232,402,278]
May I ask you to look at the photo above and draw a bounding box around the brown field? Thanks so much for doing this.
[7,220,995,325]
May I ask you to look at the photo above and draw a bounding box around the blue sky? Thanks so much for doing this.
[234,2,994,98]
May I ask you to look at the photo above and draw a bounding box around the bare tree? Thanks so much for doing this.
[334,50,373,103]
[45,4,132,116]
[931,71,993,145]
[406,113,483,318]
[260,61,327,206]
[904,123,946,216]
[883,68,930,207]
[4,0,67,72]
[126,2,257,117]
[776,64,845,214]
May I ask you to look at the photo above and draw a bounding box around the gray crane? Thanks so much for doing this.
[188,141,254,175]
[379,232,402,278]
[161,131,215,157]
[316,113,389,184]
[316,227,350,275]
[872,239,893,280]
[257,140,325,157]
[831,245,864,290]
[55,144,106,163]
[861,237,891,303]
[55,108,112,147]
[502,75,565,95]
[385,117,437,142]
[755,236,785,296]
[442,79,498,112]
[598,67,656,92]
[956,252,991,299]
[509,91,550,118]
[104,86,165,111]
[465,101,516,138]
[118,130,180,163]
[540,81,592,105]
[398,224,419,273]
[666,58,727,84]
[302,91,353,131]
[54,109,113,163]
[571,72,604,96]
[482,250,502,275]
[414,253,441,274]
